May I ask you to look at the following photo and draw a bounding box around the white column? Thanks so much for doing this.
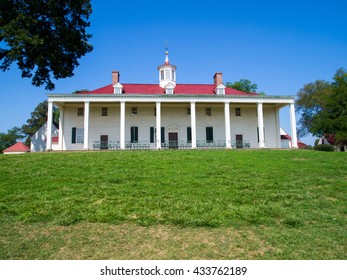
[83,101,90,150]
[257,102,265,148]
[46,101,53,151]
[275,107,281,148]
[120,101,125,149]
[224,102,231,148]
[289,103,298,148]
[58,107,64,150]
[190,102,197,149]
[156,102,161,149]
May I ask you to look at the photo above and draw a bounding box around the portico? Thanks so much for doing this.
[45,50,298,151]
[46,95,297,151]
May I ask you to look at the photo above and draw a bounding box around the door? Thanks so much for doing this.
[236,134,243,148]
[169,132,178,149]
[100,135,108,149]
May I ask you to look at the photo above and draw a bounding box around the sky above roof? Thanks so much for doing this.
[1,0,346,145]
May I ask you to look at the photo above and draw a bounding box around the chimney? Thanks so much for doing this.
[213,72,223,86]
[112,70,120,85]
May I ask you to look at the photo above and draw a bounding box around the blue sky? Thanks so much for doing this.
[1,0,346,145]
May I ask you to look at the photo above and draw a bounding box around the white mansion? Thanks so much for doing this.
[46,52,298,151]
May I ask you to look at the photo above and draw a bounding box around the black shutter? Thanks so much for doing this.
[150,127,154,143]
[161,127,165,143]
[131,127,138,143]
[206,127,213,142]
[71,127,76,144]
[187,127,192,143]
[257,127,259,142]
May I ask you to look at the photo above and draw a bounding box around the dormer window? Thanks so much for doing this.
[113,82,123,94]
[215,84,226,95]
[217,88,224,95]
[165,83,175,94]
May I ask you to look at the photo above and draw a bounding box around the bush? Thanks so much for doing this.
[313,144,335,152]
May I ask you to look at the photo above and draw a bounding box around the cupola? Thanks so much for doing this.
[158,50,177,89]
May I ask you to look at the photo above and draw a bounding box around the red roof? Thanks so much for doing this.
[298,141,308,149]
[281,134,291,140]
[77,84,257,96]
[3,142,30,153]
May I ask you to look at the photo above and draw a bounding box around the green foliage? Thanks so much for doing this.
[0,127,24,152]
[0,0,93,90]
[313,144,335,152]
[296,68,347,146]
[72,89,89,94]
[226,79,258,93]
[21,100,59,146]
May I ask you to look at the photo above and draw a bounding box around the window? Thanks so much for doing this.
[187,107,191,116]
[131,107,138,116]
[114,87,122,94]
[172,70,175,80]
[71,127,84,144]
[77,108,84,117]
[206,127,213,143]
[113,82,123,94]
[206,108,212,116]
[166,88,173,94]
[160,70,164,80]
[217,88,225,95]
[236,134,243,148]
[131,126,138,143]
[235,108,241,116]
[101,107,108,116]
[150,127,165,143]
[187,127,192,143]
[165,69,170,79]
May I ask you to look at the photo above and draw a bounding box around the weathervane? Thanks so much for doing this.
[165,40,169,54]
[164,40,169,64]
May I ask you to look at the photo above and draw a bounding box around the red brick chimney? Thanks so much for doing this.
[112,70,120,85]
[213,72,223,86]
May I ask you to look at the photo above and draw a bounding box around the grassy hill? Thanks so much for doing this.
[0,150,346,259]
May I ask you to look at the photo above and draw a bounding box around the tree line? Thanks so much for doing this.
[296,68,347,149]
[0,101,59,152]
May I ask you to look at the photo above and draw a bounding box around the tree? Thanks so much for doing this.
[296,68,347,147]
[21,100,59,146]
[0,0,93,90]
[226,79,258,93]
[0,127,24,152]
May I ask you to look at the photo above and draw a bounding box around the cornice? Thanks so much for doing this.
[47,93,295,100]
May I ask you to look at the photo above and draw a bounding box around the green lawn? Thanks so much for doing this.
[0,150,346,259]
